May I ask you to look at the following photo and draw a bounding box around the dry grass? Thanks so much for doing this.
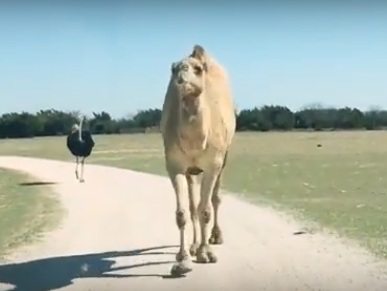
[0,131,386,258]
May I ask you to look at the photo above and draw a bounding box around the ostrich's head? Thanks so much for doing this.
[71,124,79,133]
[170,45,208,114]
[71,116,85,133]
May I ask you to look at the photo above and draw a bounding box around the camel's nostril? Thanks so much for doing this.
[176,77,185,84]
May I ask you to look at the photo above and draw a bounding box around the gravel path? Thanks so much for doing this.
[0,156,386,291]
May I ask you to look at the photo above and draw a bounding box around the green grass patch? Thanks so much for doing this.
[0,168,62,257]
[0,131,386,258]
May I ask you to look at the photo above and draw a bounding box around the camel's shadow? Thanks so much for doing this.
[0,245,180,291]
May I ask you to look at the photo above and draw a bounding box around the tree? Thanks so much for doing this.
[1,103,387,139]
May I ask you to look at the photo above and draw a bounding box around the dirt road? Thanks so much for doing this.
[0,156,386,291]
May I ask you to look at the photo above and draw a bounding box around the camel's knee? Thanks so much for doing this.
[211,194,221,207]
[198,204,211,224]
[175,210,187,229]
[202,210,211,224]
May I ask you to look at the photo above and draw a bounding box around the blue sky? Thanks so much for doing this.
[0,1,386,118]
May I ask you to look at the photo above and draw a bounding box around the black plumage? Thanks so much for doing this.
[66,117,95,182]
[66,130,95,157]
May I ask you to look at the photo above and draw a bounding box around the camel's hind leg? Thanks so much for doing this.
[209,151,228,245]
[167,165,193,276]
[186,173,201,256]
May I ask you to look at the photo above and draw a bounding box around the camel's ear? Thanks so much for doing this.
[191,45,208,72]
[171,62,178,74]
[191,44,206,61]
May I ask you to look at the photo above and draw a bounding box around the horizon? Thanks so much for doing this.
[0,1,386,118]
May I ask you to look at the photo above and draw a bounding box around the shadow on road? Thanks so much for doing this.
[0,245,179,291]
[18,181,58,187]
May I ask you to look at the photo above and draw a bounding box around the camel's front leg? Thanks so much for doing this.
[196,164,222,264]
[209,171,223,245]
[167,167,193,276]
[209,151,228,245]
[186,174,201,256]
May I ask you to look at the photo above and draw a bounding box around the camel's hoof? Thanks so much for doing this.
[176,250,190,262]
[189,243,199,256]
[196,245,217,264]
[209,231,224,245]
[170,260,192,277]
[79,179,85,183]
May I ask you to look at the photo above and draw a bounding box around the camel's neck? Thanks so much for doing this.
[179,99,206,129]
[177,99,209,152]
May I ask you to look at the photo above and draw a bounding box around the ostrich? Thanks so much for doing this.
[66,116,95,183]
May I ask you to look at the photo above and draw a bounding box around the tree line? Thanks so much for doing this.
[0,105,387,138]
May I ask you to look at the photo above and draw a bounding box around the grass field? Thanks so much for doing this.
[0,168,62,257]
[0,131,386,258]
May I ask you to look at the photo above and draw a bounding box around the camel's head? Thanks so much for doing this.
[170,45,208,113]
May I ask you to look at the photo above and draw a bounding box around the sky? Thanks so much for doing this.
[0,0,386,118]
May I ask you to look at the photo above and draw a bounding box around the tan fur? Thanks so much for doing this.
[161,45,236,275]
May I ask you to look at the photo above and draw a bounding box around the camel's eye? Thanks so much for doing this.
[202,62,208,72]
[193,65,202,75]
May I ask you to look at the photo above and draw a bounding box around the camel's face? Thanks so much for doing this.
[170,57,207,113]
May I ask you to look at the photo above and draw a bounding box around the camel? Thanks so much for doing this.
[160,44,236,276]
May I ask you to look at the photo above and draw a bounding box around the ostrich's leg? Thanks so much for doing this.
[196,161,222,264]
[79,157,85,183]
[186,173,201,256]
[75,157,79,180]
[167,165,192,276]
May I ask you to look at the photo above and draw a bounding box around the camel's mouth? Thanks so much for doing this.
[176,82,202,98]
[182,94,199,105]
